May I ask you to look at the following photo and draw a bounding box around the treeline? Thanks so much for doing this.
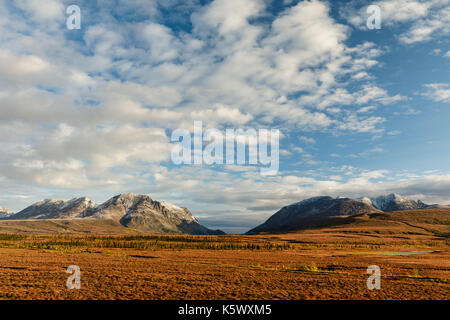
[0,234,291,251]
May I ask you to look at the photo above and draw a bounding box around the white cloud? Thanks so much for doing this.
[348,147,384,158]
[387,130,402,136]
[422,83,450,103]
[139,22,180,63]
[399,4,450,44]
[355,84,406,105]
[0,49,49,75]
[190,105,253,126]
[293,146,305,154]
[299,136,316,144]
[192,0,264,36]
[357,105,377,113]
[337,114,386,133]
[393,105,422,116]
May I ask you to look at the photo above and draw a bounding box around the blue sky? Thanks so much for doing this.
[0,0,449,233]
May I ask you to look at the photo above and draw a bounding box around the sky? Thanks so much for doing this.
[0,0,449,233]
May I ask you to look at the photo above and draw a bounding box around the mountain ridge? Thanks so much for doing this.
[247,196,381,234]
[247,194,445,234]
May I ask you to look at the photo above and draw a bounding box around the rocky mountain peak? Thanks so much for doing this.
[369,193,428,211]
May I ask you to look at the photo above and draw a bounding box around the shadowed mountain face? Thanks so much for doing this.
[247,196,381,234]
[6,194,224,235]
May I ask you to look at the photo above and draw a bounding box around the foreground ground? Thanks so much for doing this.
[0,209,448,299]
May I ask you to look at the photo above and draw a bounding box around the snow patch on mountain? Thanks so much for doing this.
[364,193,429,211]
[0,206,13,218]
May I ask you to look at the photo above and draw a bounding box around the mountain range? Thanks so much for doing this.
[1,194,224,235]
[0,193,447,235]
[247,193,447,234]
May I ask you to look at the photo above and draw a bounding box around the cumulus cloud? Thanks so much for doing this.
[422,83,450,103]
[0,123,172,188]
[399,3,450,44]
[337,114,386,133]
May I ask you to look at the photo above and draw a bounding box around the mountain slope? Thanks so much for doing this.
[247,196,380,234]
[6,194,224,235]
[0,218,136,235]
[305,208,450,238]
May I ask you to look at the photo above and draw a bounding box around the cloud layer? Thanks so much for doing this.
[0,0,449,232]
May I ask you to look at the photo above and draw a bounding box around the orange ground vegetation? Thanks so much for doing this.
[0,209,448,300]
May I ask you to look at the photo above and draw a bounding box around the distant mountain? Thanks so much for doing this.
[247,196,380,234]
[6,194,224,235]
[0,206,13,218]
[247,206,449,237]
[360,193,429,211]
[246,193,444,234]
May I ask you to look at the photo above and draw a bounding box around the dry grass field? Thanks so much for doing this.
[0,209,448,300]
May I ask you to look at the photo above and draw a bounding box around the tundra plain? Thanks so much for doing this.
[0,208,448,300]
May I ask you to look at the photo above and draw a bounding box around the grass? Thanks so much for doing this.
[309,262,319,272]
[299,262,319,272]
